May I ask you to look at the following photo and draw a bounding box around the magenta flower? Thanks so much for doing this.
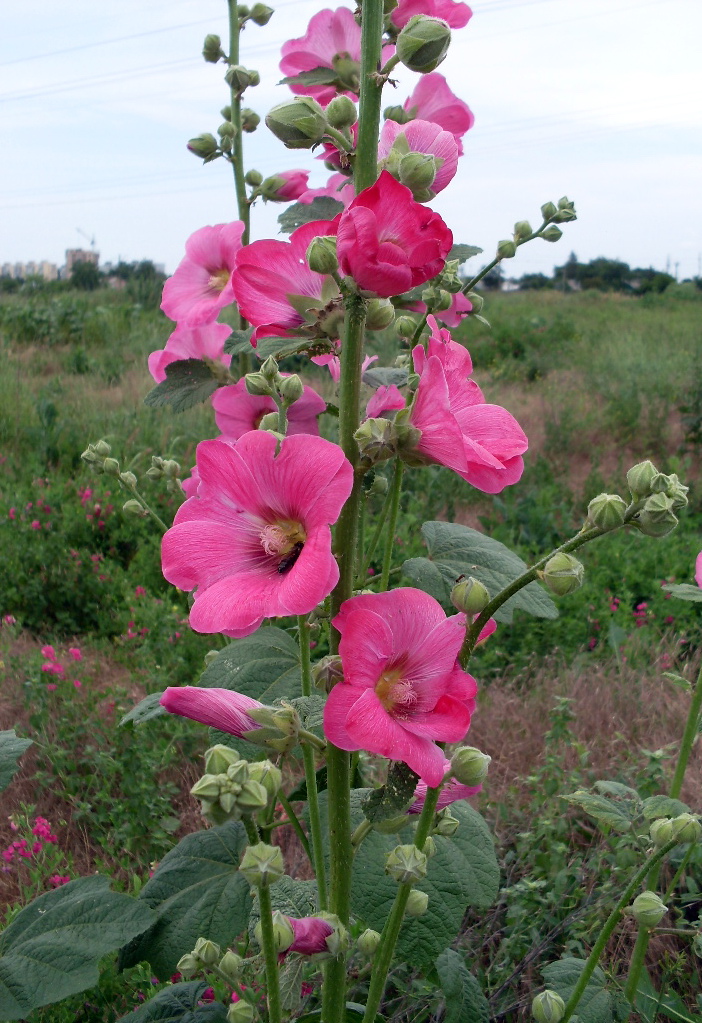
[336,171,452,299]
[262,169,310,202]
[311,348,377,383]
[287,916,335,955]
[231,220,341,345]
[212,377,326,438]
[365,384,406,420]
[378,119,459,199]
[161,221,245,326]
[323,588,477,786]
[402,74,474,154]
[406,318,527,493]
[696,552,702,588]
[148,322,233,383]
[160,686,265,737]
[408,776,481,814]
[162,432,353,637]
[298,172,355,208]
[392,0,472,29]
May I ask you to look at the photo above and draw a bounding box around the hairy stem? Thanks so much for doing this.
[379,459,404,591]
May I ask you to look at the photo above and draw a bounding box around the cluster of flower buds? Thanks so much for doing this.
[433,807,460,838]
[625,460,689,538]
[81,439,113,473]
[650,813,702,847]
[496,198,577,259]
[177,936,241,978]
[253,911,347,959]
[354,417,401,468]
[244,356,305,418]
[312,654,344,694]
[190,745,281,825]
[539,552,585,597]
[532,989,566,1023]
[146,455,183,494]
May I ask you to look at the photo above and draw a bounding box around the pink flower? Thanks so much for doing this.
[148,322,232,383]
[402,74,474,155]
[311,349,377,383]
[212,377,326,439]
[696,552,702,588]
[135,586,147,597]
[49,874,71,887]
[40,645,57,660]
[67,647,82,661]
[316,125,358,171]
[231,220,341,345]
[46,684,57,692]
[287,916,334,955]
[378,119,459,199]
[161,221,245,326]
[408,776,481,814]
[160,686,265,738]
[162,433,353,637]
[30,520,41,530]
[365,384,406,420]
[8,508,16,520]
[391,0,472,30]
[336,172,452,299]
[3,615,17,625]
[297,173,355,208]
[407,318,527,493]
[323,588,477,786]
[262,169,310,202]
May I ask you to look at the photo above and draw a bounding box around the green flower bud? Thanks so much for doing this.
[220,105,232,120]
[553,197,577,222]
[541,225,563,242]
[325,95,357,129]
[162,459,181,478]
[306,236,339,275]
[466,290,483,312]
[450,576,490,615]
[193,937,222,966]
[369,474,389,497]
[227,1000,255,1023]
[237,779,269,813]
[532,990,566,1023]
[649,818,673,848]
[245,169,263,186]
[317,912,349,956]
[629,890,668,928]
[395,315,418,338]
[312,654,344,693]
[254,910,294,952]
[245,371,274,396]
[226,760,250,785]
[225,65,255,94]
[665,474,689,510]
[278,374,304,405]
[405,889,429,916]
[94,439,112,457]
[423,835,436,858]
[366,298,395,331]
[385,844,428,884]
[497,239,517,259]
[586,493,627,530]
[540,201,558,221]
[119,470,137,487]
[396,15,452,73]
[357,928,382,957]
[218,121,236,138]
[541,552,584,596]
[218,950,244,982]
[384,104,412,125]
[145,466,163,481]
[439,259,464,294]
[670,813,702,844]
[355,418,399,465]
[123,499,146,516]
[626,460,658,500]
[514,220,532,241]
[433,808,460,837]
[101,457,119,477]
[246,761,282,801]
[241,108,261,133]
[191,774,225,800]
[202,33,224,63]
[634,492,678,538]
[450,746,491,786]
[266,97,328,149]
[187,133,220,162]
[176,952,200,979]
[239,843,285,887]
[398,152,437,196]
[250,3,274,25]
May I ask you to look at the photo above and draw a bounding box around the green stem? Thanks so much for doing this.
[663,843,695,902]
[461,220,549,295]
[354,0,384,192]
[356,481,393,585]
[276,789,313,864]
[561,842,677,1023]
[257,883,283,1023]
[379,459,404,591]
[362,785,442,1023]
[351,819,372,850]
[297,614,328,908]
[122,481,169,533]
[227,0,250,246]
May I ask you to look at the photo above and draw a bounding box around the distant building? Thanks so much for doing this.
[65,248,99,275]
[1,260,59,281]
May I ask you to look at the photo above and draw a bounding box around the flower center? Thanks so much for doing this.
[259,520,307,573]
[207,267,231,294]
[375,666,417,717]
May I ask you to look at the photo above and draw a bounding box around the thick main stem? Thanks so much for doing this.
[257,884,283,1023]
[226,0,250,247]
[298,615,328,909]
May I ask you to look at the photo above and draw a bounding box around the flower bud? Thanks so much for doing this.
[239,842,285,886]
[626,460,658,500]
[396,15,452,73]
[553,197,577,222]
[225,65,255,94]
[250,2,274,25]
[433,809,460,837]
[405,889,429,916]
[355,418,399,465]
[496,239,516,259]
[120,470,137,487]
[266,97,328,149]
[162,459,180,478]
[586,493,627,530]
[193,937,221,966]
[278,374,304,405]
[245,371,274,396]
[466,290,483,313]
[541,225,562,242]
[385,844,428,884]
[187,133,220,162]
[540,201,558,221]
[423,835,436,858]
[325,95,357,129]
[665,474,689,510]
[450,576,490,615]
[649,818,673,847]
[94,439,111,457]
[532,990,566,1023]
[306,236,339,275]
[191,774,225,801]
[218,122,236,139]
[245,169,263,186]
[312,655,344,693]
[241,108,261,133]
[628,891,668,928]
[374,814,412,835]
[102,457,120,477]
[398,152,437,197]
[202,33,224,63]
[237,779,269,813]
[254,910,295,952]
[317,912,349,956]
[395,315,418,339]
[540,552,584,596]
[227,1001,254,1023]
[357,928,381,957]
[218,950,244,982]
[634,493,678,538]
[384,104,412,125]
[123,499,146,517]
[366,298,395,331]
[369,474,389,497]
[514,220,532,241]
[670,813,702,844]
[247,760,282,800]
[176,952,200,978]
[450,746,491,786]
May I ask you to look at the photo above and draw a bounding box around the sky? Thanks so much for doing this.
[2,0,701,279]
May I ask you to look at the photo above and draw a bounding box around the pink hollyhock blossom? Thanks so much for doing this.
[323,588,477,786]
[696,552,702,588]
[402,73,474,154]
[212,377,326,438]
[160,686,265,737]
[161,221,245,326]
[231,220,341,345]
[148,322,232,383]
[287,916,334,955]
[365,384,406,419]
[409,776,482,814]
[402,291,473,328]
[311,348,377,383]
[297,173,355,208]
[162,432,353,637]
[262,169,310,202]
[378,119,459,199]
[406,318,527,493]
[392,0,472,29]
[336,171,452,299]
[317,124,358,171]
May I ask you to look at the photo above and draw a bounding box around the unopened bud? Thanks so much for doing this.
[176,953,200,978]
[384,104,412,125]
[497,239,516,259]
[634,492,678,537]
[239,842,285,886]
[628,891,668,928]
[190,774,224,800]
[245,371,274,396]
[245,169,263,186]
[123,499,146,516]
[279,374,304,405]
[312,654,344,693]
[649,818,673,848]
[541,552,584,596]
[94,439,111,457]
[218,121,236,139]
[405,889,429,916]
[450,576,490,614]
[626,460,658,500]
[237,779,269,813]
[434,809,460,837]
[247,761,282,800]
[423,835,436,858]
[227,1001,254,1023]
[395,315,418,339]
[670,813,702,844]
[385,844,428,883]
[254,910,294,952]
[355,417,399,465]
[259,413,279,431]
[225,65,254,94]
[325,95,357,129]
[306,235,339,275]
[250,2,274,25]
[202,34,224,62]
[532,990,566,1023]
[218,950,244,982]
[540,201,558,221]
[451,746,491,786]
[357,928,382,957]
[369,474,389,496]
[466,291,483,313]
[241,108,261,132]
[586,493,627,530]
[266,97,328,149]
[102,457,120,477]
[396,15,452,73]
[193,937,221,966]
[318,912,349,956]
[541,225,563,242]
[366,298,395,331]
[119,470,137,487]
[398,152,437,196]
[514,220,532,241]
[187,133,220,162]
[553,197,577,222]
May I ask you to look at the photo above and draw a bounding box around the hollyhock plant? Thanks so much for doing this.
[696,551,702,587]
[336,171,453,299]
[161,432,353,636]
[161,221,245,325]
[160,686,265,738]
[405,318,527,493]
[297,172,355,208]
[311,347,377,383]
[323,588,478,786]
[391,0,472,29]
[401,73,475,154]
[365,384,406,420]
[212,377,326,438]
[408,776,482,814]
[148,322,232,383]
[377,119,459,199]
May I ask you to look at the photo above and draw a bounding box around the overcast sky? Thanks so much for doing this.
[2,0,701,279]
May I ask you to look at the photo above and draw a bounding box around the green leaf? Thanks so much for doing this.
[199,626,301,757]
[448,244,483,265]
[608,621,628,655]
[117,982,228,1022]
[144,359,220,414]
[593,780,642,803]
[663,672,693,692]
[269,876,319,919]
[362,762,419,824]
[363,366,409,389]
[401,521,558,624]
[642,795,690,820]
[119,822,251,980]
[542,958,613,1023]
[0,876,155,1020]
[661,583,702,603]
[279,67,341,87]
[278,197,345,234]
[0,730,32,792]
[222,327,254,356]
[635,969,702,1023]
[288,765,327,801]
[119,692,166,727]
[435,949,490,1023]
[253,337,320,361]
[564,791,635,832]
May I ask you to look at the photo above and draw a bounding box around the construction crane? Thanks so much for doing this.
[76,228,96,251]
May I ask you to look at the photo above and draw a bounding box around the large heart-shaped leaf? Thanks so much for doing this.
[542,958,614,1023]
[278,197,344,234]
[144,359,220,413]
[436,949,490,1023]
[0,730,32,792]
[117,981,228,1022]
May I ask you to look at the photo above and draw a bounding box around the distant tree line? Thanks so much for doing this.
[0,259,166,307]
[514,253,687,294]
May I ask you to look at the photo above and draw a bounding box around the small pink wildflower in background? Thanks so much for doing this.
[135,586,147,597]
[8,508,16,520]
[49,875,71,887]
[30,520,41,530]
[68,647,82,661]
